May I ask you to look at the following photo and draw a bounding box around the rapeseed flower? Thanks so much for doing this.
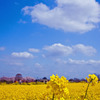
[47,74,69,99]
[86,74,98,86]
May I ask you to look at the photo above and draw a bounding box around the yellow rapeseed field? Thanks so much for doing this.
[0,83,100,100]
[0,74,100,100]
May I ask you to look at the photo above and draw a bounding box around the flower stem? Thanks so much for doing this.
[52,93,54,100]
[84,82,90,99]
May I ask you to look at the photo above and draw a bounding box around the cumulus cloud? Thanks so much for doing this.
[72,44,96,56]
[11,52,34,58]
[43,43,96,57]
[0,47,5,51]
[43,43,73,57]
[22,0,100,33]
[29,48,40,53]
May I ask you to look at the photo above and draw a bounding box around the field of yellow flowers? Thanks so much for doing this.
[0,74,100,100]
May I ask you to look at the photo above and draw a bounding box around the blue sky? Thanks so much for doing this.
[0,0,100,79]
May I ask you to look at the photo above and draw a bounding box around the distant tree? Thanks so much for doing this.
[69,79,74,82]
[15,73,23,84]
[80,78,86,82]
[73,78,81,82]
[35,79,38,84]
[43,77,47,79]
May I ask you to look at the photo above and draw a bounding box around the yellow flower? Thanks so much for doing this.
[86,74,98,85]
[46,74,69,99]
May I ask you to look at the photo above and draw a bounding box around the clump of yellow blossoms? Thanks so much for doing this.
[84,74,98,99]
[86,74,98,86]
[46,74,69,100]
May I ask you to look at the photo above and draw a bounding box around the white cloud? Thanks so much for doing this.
[43,43,73,57]
[43,43,96,57]
[34,63,42,68]
[11,52,34,58]
[22,0,100,33]
[29,48,40,53]
[0,47,5,51]
[72,44,96,56]
[68,59,100,65]
[9,62,24,66]
[55,59,67,64]
[56,58,100,65]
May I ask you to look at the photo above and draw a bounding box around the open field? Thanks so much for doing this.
[0,83,100,100]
